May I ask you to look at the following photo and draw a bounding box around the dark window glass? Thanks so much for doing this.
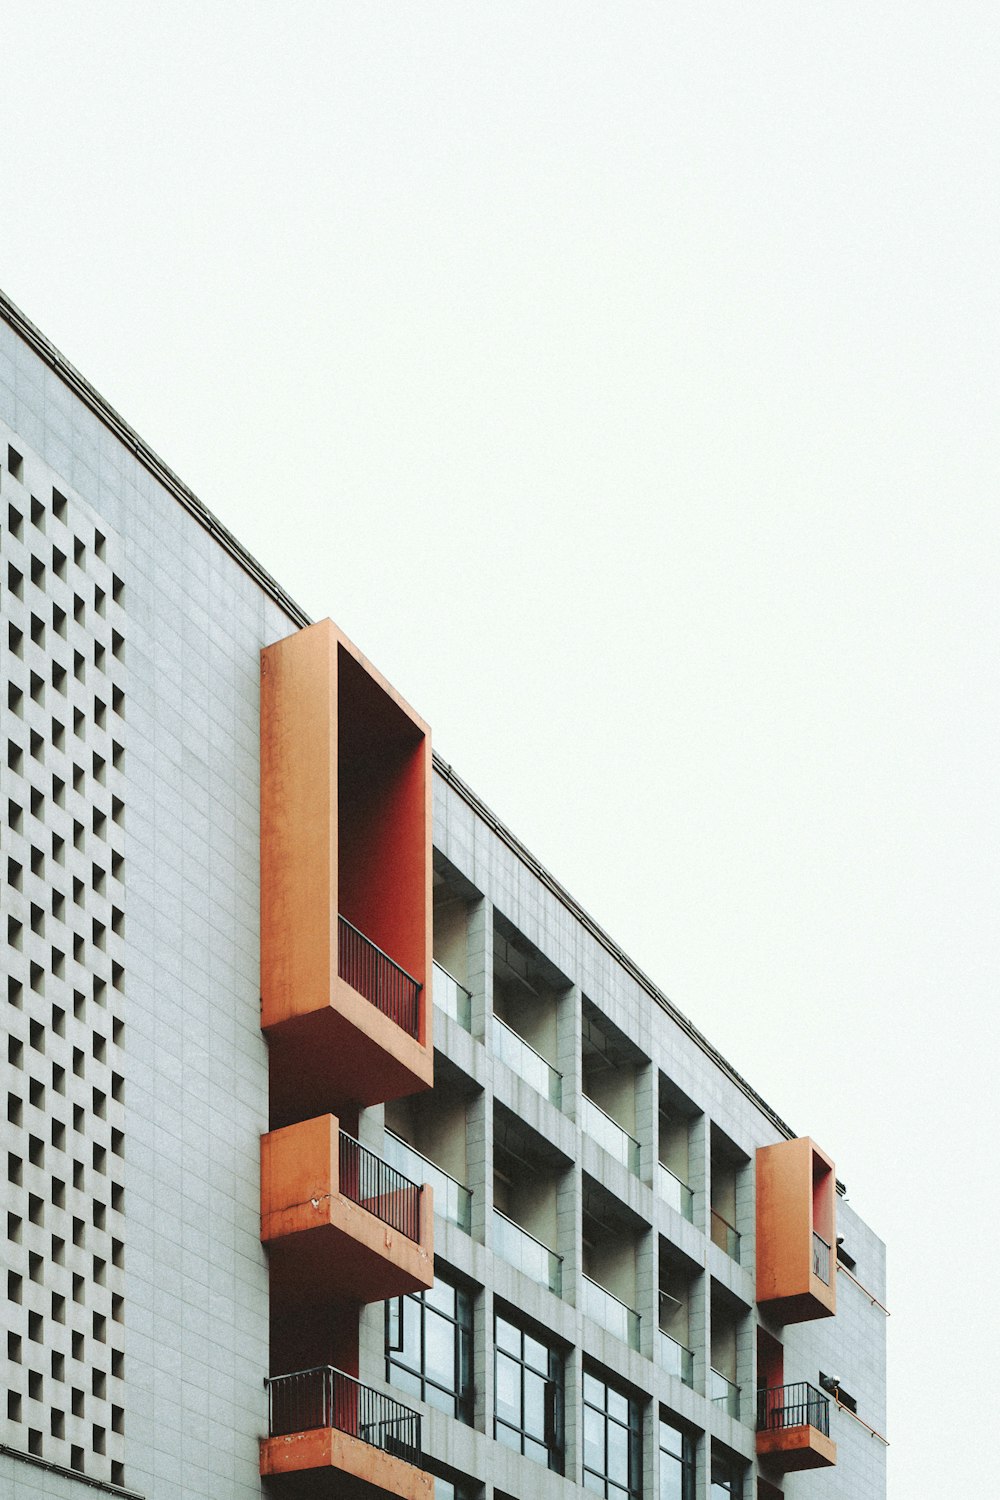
[659,1416,694,1500]
[494,1312,563,1472]
[583,1368,642,1499]
[710,1453,743,1499]
[386,1274,473,1424]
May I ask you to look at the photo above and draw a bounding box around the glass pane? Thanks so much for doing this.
[659,1419,683,1460]
[607,1387,629,1424]
[496,1316,520,1355]
[607,1417,629,1484]
[496,1420,521,1453]
[495,1352,521,1425]
[426,1381,454,1415]
[426,1278,456,1316]
[425,1309,455,1389]
[584,1372,605,1408]
[584,1469,606,1495]
[660,1453,683,1500]
[584,1405,605,1472]
[524,1436,548,1466]
[401,1293,422,1362]
[389,1365,421,1400]
[523,1332,548,1374]
[523,1369,547,1440]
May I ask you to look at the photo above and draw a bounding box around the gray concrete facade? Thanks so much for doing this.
[0,295,886,1500]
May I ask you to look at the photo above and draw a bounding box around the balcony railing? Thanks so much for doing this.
[338,916,421,1037]
[493,1016,562,1107]
[710,1209,741,1263]
[581,1275,640,1350]
[493,1209,562,1294]
[757,1381,830,1438]
[812,1230,831,1285]
[657,1162,694,1221]
[658,1329,694,1387]
[432,962,472,1032]
[383,1131,472,1234]
[581,1096,640,1175]
[710,1368,740,1420]
[267,1365,421,1466]
[339,1131,421,1242]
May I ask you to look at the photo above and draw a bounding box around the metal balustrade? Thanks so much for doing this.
[338,915,421,1037]
[812,1230,831,1284]
[657,1162,694,1221]
[757,1381,830,1437]
[492,1016,562,1106]
[492,1208,562,1294]
[383,1131,472,1233]
[581,1275,641,1350]
[581,1095,640,1175]
[339,1131,422,1242]
[432,962,472,1031]
[710,1208,741,1262]
[710,1368,741,1419]
[267,1365,422,1466]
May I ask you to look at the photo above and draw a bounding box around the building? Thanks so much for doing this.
[0,287,888,1500]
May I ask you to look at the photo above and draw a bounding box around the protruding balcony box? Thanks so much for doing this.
[262,1115,433,1304]
[261,1365,432,1500]
[756,1382,837,1472]
[756,1137,836,1323]
[261,620,433,1122]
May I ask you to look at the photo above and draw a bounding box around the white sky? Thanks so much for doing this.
[3,5,997,1493]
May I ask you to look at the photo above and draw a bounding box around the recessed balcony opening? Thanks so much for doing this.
[384,1058,475,1234]
[658,1240,699,1387]
[710,1126,747,1264]
[492,914,567,1107]
[658,1077,699,1222]
[581,1002,645,1176]
[582,1178,644,1350]
[492,1106,566,1294]
[432,854,479,1033]
[710,1283,745,1420]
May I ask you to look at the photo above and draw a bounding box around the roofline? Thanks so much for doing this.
[2,285,811,1155]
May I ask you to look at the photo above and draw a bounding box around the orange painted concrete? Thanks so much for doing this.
[261,619,433,1115]
[757,1424,837,1472]
[261,1116,434,1305]
[756,1136,836,1323]
[260,1426,433,1500]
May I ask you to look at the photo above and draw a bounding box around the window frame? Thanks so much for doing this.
[493,1309,564,1473]
[582,1367,642,1499]
[658,1414,694,1500]
[385,1273,474,1425]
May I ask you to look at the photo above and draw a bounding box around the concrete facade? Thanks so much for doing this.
[0,292,887,1500]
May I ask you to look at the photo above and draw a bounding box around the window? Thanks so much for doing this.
[710,1453,743,1499]
[659,1416,694,1500]
[583,1369,641,1499]
[386,1275,473,1423]
[494,1311,563,1472]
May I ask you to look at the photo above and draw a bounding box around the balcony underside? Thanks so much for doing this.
[756,1287,834,1324]
[757,1425,837,1472]
[266,977,433,1126]
[261,1428,432,1500]
[267,1216,432,1306]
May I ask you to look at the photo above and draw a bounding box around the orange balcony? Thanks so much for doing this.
[262,1115,434,1305]
[756,1382,836,1472]
[261,620,433,1122]
[261,1365,432,1500]
[756,1137,836,1322]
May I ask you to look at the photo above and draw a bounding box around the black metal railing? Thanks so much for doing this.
[267,1366,421,1466]
[339,1130,421,1242]
[338,915,421,1037]
[812,1230,831,1284]
[757,1382,830,1438]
